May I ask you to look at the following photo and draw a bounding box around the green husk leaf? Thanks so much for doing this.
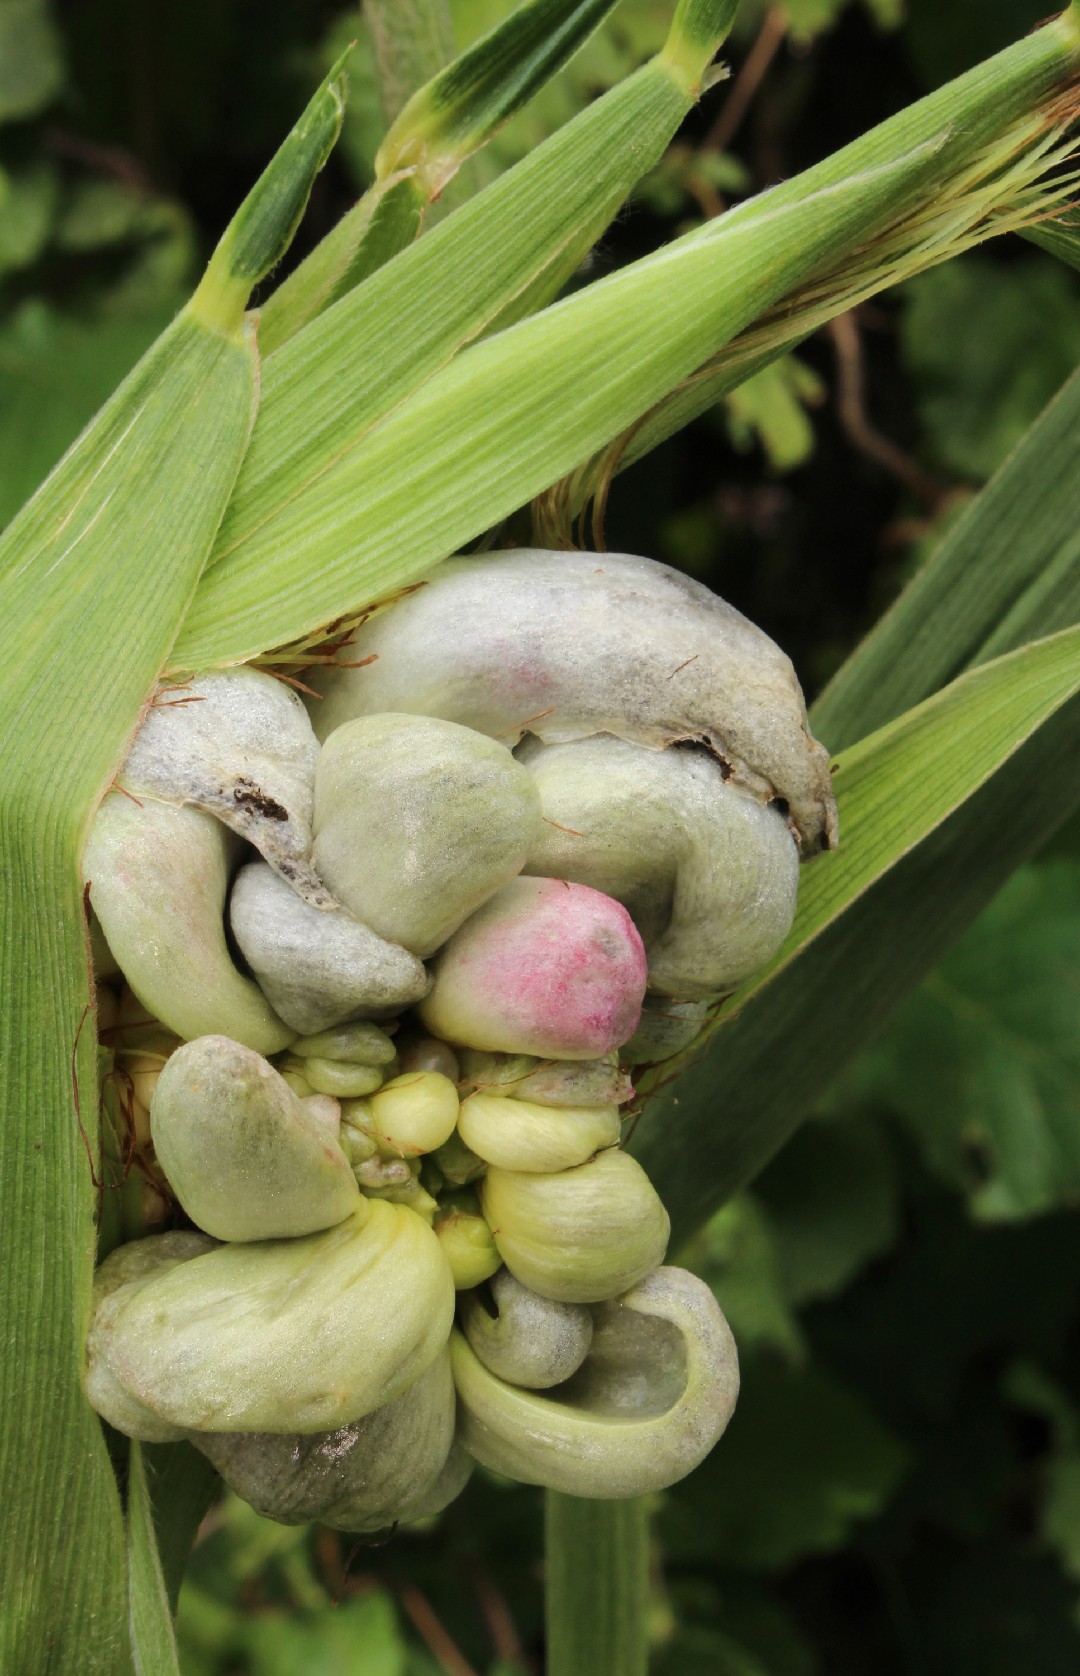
[551,17,1080,526]
[174,138,951,669]
[191,57,347,335]
[813,356,1080,752]
[377,0,628,193]
[0,67,348,1668]
[202,12,733,588]
[260,0,653,353]
[175,7,1080,670]
[128,1442,182,1676]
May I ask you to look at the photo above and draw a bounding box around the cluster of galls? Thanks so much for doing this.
[85,551,837,1529]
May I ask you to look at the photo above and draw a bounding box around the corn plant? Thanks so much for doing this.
[3,1,1080,1671]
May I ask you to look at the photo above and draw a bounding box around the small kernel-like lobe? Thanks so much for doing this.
[419,877,647,1060]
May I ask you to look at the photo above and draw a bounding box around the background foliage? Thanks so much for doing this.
[6,0,1080,1670]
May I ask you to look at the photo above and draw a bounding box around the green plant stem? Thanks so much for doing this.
[545,1493,649,1676]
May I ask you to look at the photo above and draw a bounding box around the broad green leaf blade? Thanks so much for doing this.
[634,689,1080,1244]
[128,1443,182,1676]
[206,14,733,582]
[174,142,948,669]
[814,358,1080,753]
[844,858,1080,1223]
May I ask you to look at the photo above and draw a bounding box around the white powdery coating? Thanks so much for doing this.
[192,1349,458,1531]
[308,550,837,855]
[229,861,431,1035]
[150,1035,360,1242]
[121,667,330,905]
[312,713,543,957]
[96,1200,455,1434]
[451,1266,739,1498]
[83,793,293,1054]
[460,1270,593,1389]
[520,735,800,997]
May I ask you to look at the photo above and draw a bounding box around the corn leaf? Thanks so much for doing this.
[211,6,735,584]
[813,358,1080,752]
[128,1443,182,1676]
[175,139,955,670]
[0,71,344,1673]
[260,0,645,352]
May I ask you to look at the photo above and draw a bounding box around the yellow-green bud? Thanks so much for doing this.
[481,1150,669,1303]
[457,1092,620,1173]
[367,1071,460,1157]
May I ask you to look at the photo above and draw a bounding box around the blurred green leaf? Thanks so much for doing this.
[244,1592,407,1676]
[723,354,822,472]
[0,0,63,121]
[905,0,1045,86]
[682,1196,804,1355]
[0,159,57,272]
[842,859,1080,1221]
[653,1625,771,1676]
[663,1357,910,1570]
[0,298,183,531]
[54,178,147,251]
[755,1114,900,1304]
[902,255,1080,481]
[656,1582,816,1676]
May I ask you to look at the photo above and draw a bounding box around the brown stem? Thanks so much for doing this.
[827,310,942,508]
[396,1580,481,1676]
[703,6,788,156]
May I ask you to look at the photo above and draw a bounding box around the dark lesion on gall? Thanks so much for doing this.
[232,777,289,822]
